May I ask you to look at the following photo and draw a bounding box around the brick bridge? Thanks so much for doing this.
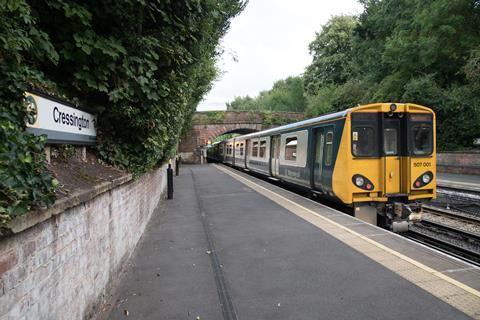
[179,111,308,163]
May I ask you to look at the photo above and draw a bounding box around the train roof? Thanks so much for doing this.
[231,109,348,141]
[219,103,433,143]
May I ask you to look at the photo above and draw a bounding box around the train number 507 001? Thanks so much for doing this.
[413,162,431,167]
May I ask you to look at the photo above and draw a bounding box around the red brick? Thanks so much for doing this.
[0,251,18,275]
[179,111,307,163]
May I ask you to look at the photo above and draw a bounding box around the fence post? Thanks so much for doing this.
[175,156,180,176]
[167,163,173,199]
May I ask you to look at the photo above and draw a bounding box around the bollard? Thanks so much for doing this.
[175,157,179,176]
[167,163,174,199]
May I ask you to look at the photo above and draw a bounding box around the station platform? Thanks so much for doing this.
[437,172,480,192]
[105,164,480,320]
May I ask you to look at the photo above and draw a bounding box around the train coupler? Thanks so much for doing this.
[388,202,423,233]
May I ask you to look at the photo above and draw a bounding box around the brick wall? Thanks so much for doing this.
[437,152,480,175]
[0,165,167,320]
[179,111,308,164]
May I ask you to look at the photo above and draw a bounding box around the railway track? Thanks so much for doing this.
[435,186,480,217]
[423,205,480,224]
[406,219,480,267]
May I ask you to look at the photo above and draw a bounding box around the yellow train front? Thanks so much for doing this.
[211,102,436,232]
[333,103,436,232]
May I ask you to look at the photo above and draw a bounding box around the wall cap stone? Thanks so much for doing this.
[1,173,132,238]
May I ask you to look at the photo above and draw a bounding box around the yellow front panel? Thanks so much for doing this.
[332,103,436,204]
[384,156,401,194]
[409,156,436,199]
[332,117,352,203]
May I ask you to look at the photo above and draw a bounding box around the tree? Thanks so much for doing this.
[0,0,245,219]
[303,15,358,95]
[226,76,307,112]
[303,1,480,149]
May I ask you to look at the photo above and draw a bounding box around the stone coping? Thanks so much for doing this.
[1,173,133,238]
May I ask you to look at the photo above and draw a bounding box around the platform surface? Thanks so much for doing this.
[105,164,480,320]
[437,172,480,191]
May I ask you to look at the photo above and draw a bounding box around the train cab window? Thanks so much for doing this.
[410,114,433,155]
[325,132,334,166]
[252,141,259,157]
[240,143,244,156]
[285,137,297,161]
[352,127,376,157]
[259,140,267,158]
[384,128,398,155]
[412,124,432,155]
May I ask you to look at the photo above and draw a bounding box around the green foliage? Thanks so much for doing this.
[0,1,58,222]
[261,112,296,126]
[0,116,57,224]
[227,76,307,112]
[306,80,370,115]
[213,133,240,143]
[0,0,245,220]
[402,76,480,150]
[303,15,358,95]
[302,1,480,150]
[195,111,226,124]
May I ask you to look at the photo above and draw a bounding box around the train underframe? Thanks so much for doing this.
[355,199,424,233]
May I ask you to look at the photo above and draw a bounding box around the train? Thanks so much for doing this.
[207,103,436,232]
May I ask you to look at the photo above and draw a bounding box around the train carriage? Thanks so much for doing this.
[210,103,436,232]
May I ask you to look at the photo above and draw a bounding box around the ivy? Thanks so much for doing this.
[0,0,245,221]
[194,111,226,124]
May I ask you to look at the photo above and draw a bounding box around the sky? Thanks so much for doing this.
[197,0,363,111]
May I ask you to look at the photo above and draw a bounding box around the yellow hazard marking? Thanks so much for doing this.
[214,164,480,318]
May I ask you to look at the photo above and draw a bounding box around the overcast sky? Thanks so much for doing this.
[197,0,363,111]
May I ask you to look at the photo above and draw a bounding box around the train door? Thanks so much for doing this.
[270,135,280,176]
[245,140,249,168]
[383,118,401,194]
[313,128,325,190]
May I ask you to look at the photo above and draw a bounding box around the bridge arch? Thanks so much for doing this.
[179,111,307,163]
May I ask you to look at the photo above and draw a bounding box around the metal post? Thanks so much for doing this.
[167,163,173,199]
[175,157,179,176]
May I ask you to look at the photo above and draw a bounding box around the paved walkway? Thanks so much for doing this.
[438,172,480,185]
[106,165,471,320]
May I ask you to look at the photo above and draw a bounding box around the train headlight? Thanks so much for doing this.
[355,176,365,187]
[413,171,433,188]
[352,174,374,191]
[422,174,431,184]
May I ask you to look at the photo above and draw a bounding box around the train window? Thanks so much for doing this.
[220,145,224,155]
[315,132,324,164]
[285,137,297,161]
[384,128,398,155]
[252,141,259,157]
[352,127,376,157]
[325,132,334,166]
[240,143,244,156]
[412,124,432,155]
[259,140,267,158]
[410,114,432,122]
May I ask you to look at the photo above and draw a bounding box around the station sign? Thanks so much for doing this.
[25,90,96,145]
